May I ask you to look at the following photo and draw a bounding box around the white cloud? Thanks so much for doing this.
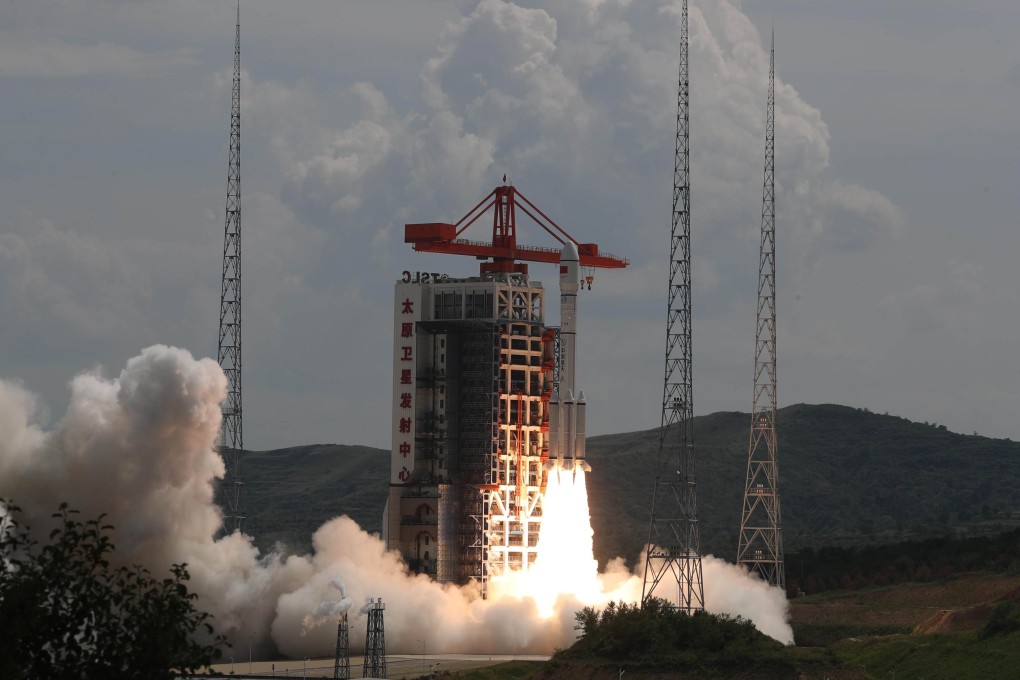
[0,35,197,78]
[278,0,900,283]
[204,68,320,170]
[1008,63,1020,93]
[288,117,395,217]
[0,213,152,338]
[881,260,983,335]
[20,0,1020,447]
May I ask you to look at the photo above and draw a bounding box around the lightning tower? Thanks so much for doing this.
[642,0,705,611]
[218,0,245,535]
[736,32,784,589]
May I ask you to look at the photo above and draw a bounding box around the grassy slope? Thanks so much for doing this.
[790,573,1020,645]
[834,631,1020,680]
[467,635,1020,680]
[790,572,1020,679]
[240,404,1020,564]
[453,574,1020,679]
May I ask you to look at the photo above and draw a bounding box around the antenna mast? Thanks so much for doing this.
[642,0,705,611]
[737,31,784,589]
[218,0,245,535]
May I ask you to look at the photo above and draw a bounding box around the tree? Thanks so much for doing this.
[980,601,1020,640]
[0,501,224,679]
[567,598,784,666]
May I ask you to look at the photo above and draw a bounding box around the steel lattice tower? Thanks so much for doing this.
[642,0,704,612]
[332,611,350,680]
[218,0,245,535]
[362,600,387,679]
[736,31,784,590]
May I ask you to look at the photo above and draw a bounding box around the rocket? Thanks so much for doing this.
[547,241,591,473]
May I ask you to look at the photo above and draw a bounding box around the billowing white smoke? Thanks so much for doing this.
[0,346,791,658]
[303,577,353,632]
[703,556,793,643]
[330,577,355,613]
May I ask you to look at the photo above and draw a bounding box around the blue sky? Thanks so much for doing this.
[1,0,1018,449]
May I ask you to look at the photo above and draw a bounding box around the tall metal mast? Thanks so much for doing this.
[642,0,704,612]
[218,0,245,535]
[736,30,784,590]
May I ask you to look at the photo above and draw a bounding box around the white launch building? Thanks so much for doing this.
[383,244,589,592]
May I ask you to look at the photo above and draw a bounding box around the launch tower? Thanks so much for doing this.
[387,184,626,592]
[642,0,705,612]
[217,0,245,535]
[386,270,552,585]
[736,32,785,589]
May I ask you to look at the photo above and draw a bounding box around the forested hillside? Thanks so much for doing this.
[589,404,1020,565]
[239,404,1020,564]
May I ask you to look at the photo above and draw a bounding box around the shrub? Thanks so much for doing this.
[0,501,225,679]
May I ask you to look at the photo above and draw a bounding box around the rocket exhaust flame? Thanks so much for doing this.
[521,464,601,617]
[490,463,793,648]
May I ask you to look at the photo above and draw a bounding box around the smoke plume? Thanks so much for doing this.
[0,346,791,658]
[302,577,353,632]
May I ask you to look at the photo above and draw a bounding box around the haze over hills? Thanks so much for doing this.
[242,404,1020,566]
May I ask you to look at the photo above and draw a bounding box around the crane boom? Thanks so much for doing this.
[405,184,628,276]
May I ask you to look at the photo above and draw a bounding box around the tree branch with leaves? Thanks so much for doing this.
[0,501,225,679]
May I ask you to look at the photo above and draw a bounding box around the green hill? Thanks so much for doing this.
[243,444,389,554]
[240,404,1020,564]
[589,404,1020,566]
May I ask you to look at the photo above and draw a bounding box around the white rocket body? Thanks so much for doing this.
[546,242,591,473]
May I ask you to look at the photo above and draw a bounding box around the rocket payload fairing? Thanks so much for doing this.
[548,241,591,472]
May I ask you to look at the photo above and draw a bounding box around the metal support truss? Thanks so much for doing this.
[459,325,500,589]
[642,0,704,612]
[362,600,387,679]
[332,611,350,680]
[218,1,245,535]
[737,31,785,590]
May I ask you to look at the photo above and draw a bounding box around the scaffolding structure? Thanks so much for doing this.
[217,0,245,535]
[488,317,550,578]
[455,323,500,587]
[642,0,705,612]
[388,274,558,596]
[362,599,386,679]
[737,31,785,590]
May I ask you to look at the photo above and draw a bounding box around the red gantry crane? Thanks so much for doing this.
[404,183,629,280]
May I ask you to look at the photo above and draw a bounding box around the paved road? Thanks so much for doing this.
[204,653,550,678]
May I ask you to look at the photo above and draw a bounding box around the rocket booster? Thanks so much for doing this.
[547,241,591,472]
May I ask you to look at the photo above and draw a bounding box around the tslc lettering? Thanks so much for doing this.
[401,271,449,284]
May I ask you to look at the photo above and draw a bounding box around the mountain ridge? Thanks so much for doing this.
[240,403,1020,565]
